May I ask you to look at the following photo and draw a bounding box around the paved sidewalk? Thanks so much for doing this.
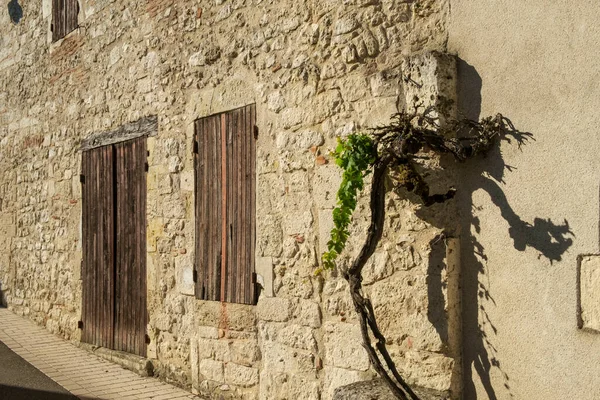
[0,308,203,400]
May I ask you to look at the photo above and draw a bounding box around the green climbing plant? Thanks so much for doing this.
[321,134,377,272]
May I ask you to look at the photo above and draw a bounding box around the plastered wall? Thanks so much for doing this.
[449,1,600,399]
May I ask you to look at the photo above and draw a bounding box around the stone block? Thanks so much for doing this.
[197,325,220,339]
[256,256,274,297]
[323,322,369,371]
[225,363,259,387]
[257,214,283,257]
[276,324,316,351]
[294,299,322,328]
[313,164,342,209]
[579,254,600,332]
[324,366,371,400]
[191,336,200,390]
[333,379,450,400]
[276,130,324,150]
[175,254,194,296]
[223,304,257,332]
[199,358,224,382]
[318,209,334,259]
[257,297,291,322]
[259,371,320,400]
[401,52,457,121]
[180,169,194,191]
[262,341,316,375]
[229,340,261,366]
[197,338,215,359]
[282,211,313,236]
[352,96,398,128]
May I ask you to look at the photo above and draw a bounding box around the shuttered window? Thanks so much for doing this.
[52,0,79,42]
[194,104,257,305]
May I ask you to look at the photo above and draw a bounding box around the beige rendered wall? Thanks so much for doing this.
[448,1,600,399]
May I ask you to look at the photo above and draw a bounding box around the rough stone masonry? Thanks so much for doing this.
[0,0,460,399]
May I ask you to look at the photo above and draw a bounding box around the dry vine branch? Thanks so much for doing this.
[326,107,531,399]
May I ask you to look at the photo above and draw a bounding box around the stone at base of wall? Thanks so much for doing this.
[333,379,450,400]
[77,342,154,377]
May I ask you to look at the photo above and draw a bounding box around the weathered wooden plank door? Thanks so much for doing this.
[81,145,115,350]
[194,104,256,305]
[114,137,147,356]
[81,137,147,357]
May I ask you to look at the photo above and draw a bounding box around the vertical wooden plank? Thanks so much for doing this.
[114,137,147,356]
[240,106,248,304]
[214,115,221,301]
[220,113,227,302]
[249,104,256,304]
[94,148,102,347]
[102,146,108,349]
[225,111,232,303]
[233,107,242,304]
[139,138,148,356]
[196,114,224,302]
[82,145,114,348]
[60,0,65,40]
[81,150,89,343]
[200,118,209,300]
[194,120,201,298]
[201,118,210,300]
[67,0,77,33]
[51,0,57,41]
[114,144,120,352]
[205,118,220,300]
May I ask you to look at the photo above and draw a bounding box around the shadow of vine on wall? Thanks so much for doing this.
[451,59,574,400]
[0,281,5,308]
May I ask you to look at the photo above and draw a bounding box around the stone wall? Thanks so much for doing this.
[0,0,459,399]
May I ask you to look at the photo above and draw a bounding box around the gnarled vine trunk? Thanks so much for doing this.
[343,155,420,400]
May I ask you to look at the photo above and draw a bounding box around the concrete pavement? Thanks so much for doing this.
[0,338,77,399]
[0,307,203,400]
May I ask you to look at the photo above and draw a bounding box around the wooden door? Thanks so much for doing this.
[81,145,115,349]
[81,137,147,356]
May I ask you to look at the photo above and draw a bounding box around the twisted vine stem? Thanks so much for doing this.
[322,107,527,399]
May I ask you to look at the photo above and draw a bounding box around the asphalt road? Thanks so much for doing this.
[0,339,77,400]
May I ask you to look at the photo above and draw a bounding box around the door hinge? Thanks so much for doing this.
[79,174,85,184]
[193,140,199,154]
[193,269,198,283]
[145,334,151,344]
[251,272,257,284]
[77,320,83,329]
[145,162,149,172]
[253,125,258,139]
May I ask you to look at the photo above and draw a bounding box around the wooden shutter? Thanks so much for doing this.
[194,104,256,305]
[81,145,115,349]
[195,113,223,301]
[52,0,79,42]
[114,137,147,356]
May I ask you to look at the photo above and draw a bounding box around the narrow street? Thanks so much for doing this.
[0,308,201,400]
[0,338,77,399]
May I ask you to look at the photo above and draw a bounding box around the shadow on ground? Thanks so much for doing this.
[0,385,78,400]
[0,340,77,400]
